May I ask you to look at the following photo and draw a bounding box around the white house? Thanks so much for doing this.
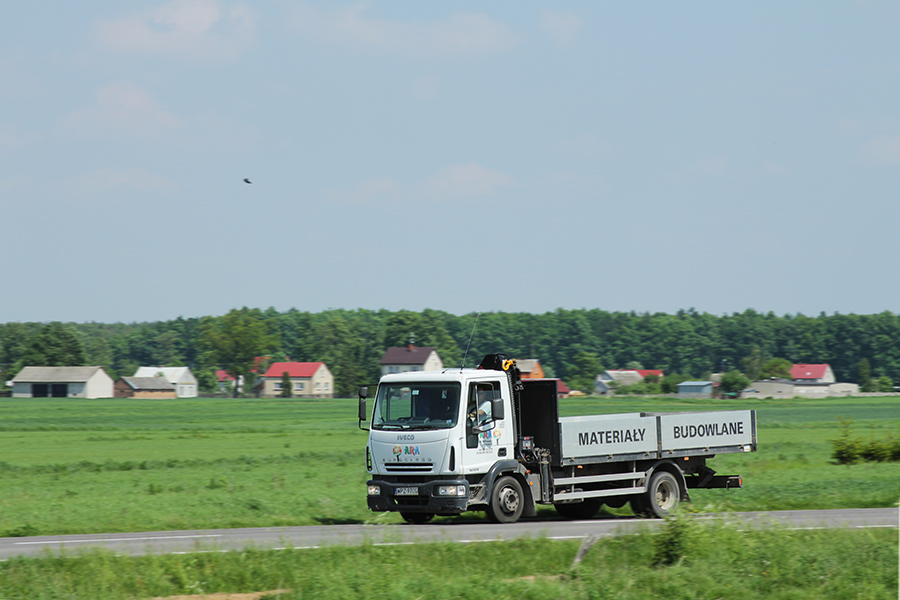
[379,345,443,376]
[595,369,664,394]
[133,367,198,398]
[12,366,114,399]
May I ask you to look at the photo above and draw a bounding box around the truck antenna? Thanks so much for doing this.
[460,312,480,371]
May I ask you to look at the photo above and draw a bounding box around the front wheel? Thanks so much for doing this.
[400,512,434,524]
[487,476,524,524]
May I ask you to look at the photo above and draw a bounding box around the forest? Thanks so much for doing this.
[3,307,900,397]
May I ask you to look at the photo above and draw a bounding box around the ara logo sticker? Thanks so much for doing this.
[392,445,420,456]
[476,429,501,452]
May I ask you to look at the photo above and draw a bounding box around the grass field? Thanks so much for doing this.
[0,522,896,599]
[0,395,898,536]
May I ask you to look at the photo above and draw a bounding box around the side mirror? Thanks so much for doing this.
[473,420,495,433]
[491,396,505,421]
[357,385,370,431]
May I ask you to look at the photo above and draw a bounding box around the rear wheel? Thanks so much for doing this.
[554,498,601,520]
[629,495,650,517]
[645,471,680,518]
[487,476,524,524]
[400,512,434,524]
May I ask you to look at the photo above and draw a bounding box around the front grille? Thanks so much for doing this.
[380,475,429,484]
[384,463,434,473]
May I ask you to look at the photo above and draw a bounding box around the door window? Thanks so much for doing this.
[466,381,501,448]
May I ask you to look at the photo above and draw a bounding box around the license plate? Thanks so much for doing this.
[394,487,419,496]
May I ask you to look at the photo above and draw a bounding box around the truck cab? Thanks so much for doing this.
[362,368,522,523]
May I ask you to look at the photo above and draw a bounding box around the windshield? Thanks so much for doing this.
[373,382,461,430]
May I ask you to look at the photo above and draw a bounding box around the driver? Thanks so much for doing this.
[467,387,493,425]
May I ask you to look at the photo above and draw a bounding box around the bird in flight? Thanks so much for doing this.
[243,178,252,184]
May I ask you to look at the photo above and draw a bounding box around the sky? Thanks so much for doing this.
[2,1,899,323]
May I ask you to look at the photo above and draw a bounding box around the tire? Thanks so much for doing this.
[629,495,650,517]
[604,496,627,509]
[644,471,680,518]
[487,476,524,524]
[400,512,434,524]
[554,498,601,520]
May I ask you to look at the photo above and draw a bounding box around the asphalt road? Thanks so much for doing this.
[1,508,896,560]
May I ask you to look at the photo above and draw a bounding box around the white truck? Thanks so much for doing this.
[358,354,756,524]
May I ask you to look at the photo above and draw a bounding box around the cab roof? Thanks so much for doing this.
[379,368,506,384]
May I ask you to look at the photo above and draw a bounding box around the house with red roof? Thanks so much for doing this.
[742,363,857,398]
[216,356,274,394]
[380,345,443,376]
[216,370,237,394]
[259,362,334,398]
[515,359,545,379]
[790,364,835,384]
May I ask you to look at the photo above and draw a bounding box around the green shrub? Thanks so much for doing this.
[830,418,900,464]
[892,437,900,461]
[652,515,691,567]
[860,437,893,462]
[5,524,39,537]
[830,417,863,464]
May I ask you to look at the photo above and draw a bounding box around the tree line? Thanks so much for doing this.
[2,307,900,397]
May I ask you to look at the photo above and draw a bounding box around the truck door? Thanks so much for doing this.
[461,380,512,475]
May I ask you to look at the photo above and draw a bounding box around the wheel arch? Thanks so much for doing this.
[482,460,536,516]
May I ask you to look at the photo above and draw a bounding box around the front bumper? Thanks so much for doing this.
[367,479,469,514]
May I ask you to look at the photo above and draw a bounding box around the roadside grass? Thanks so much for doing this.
[0,523,895,599]
[0,396,898,536]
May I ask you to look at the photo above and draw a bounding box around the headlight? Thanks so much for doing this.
[436,485,466,497]
[367,485,381,496]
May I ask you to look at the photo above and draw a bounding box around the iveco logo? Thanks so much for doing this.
[397,434,415,441]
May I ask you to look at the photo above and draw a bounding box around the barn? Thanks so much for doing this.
[133,367,198,397]
[12,366,114,399]
[114,377,177,399]
[676,381,714,398]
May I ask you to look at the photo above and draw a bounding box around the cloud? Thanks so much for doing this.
[62,168,178,201]
[292,5,519,56]
[64,81,179,137]
[861,135,900,166]
[328,163,513,205]
[541,10,585,46]
[95,0,256,61]
[0,175,33,199]
[0,123,41,153]
[416,163,514,201]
